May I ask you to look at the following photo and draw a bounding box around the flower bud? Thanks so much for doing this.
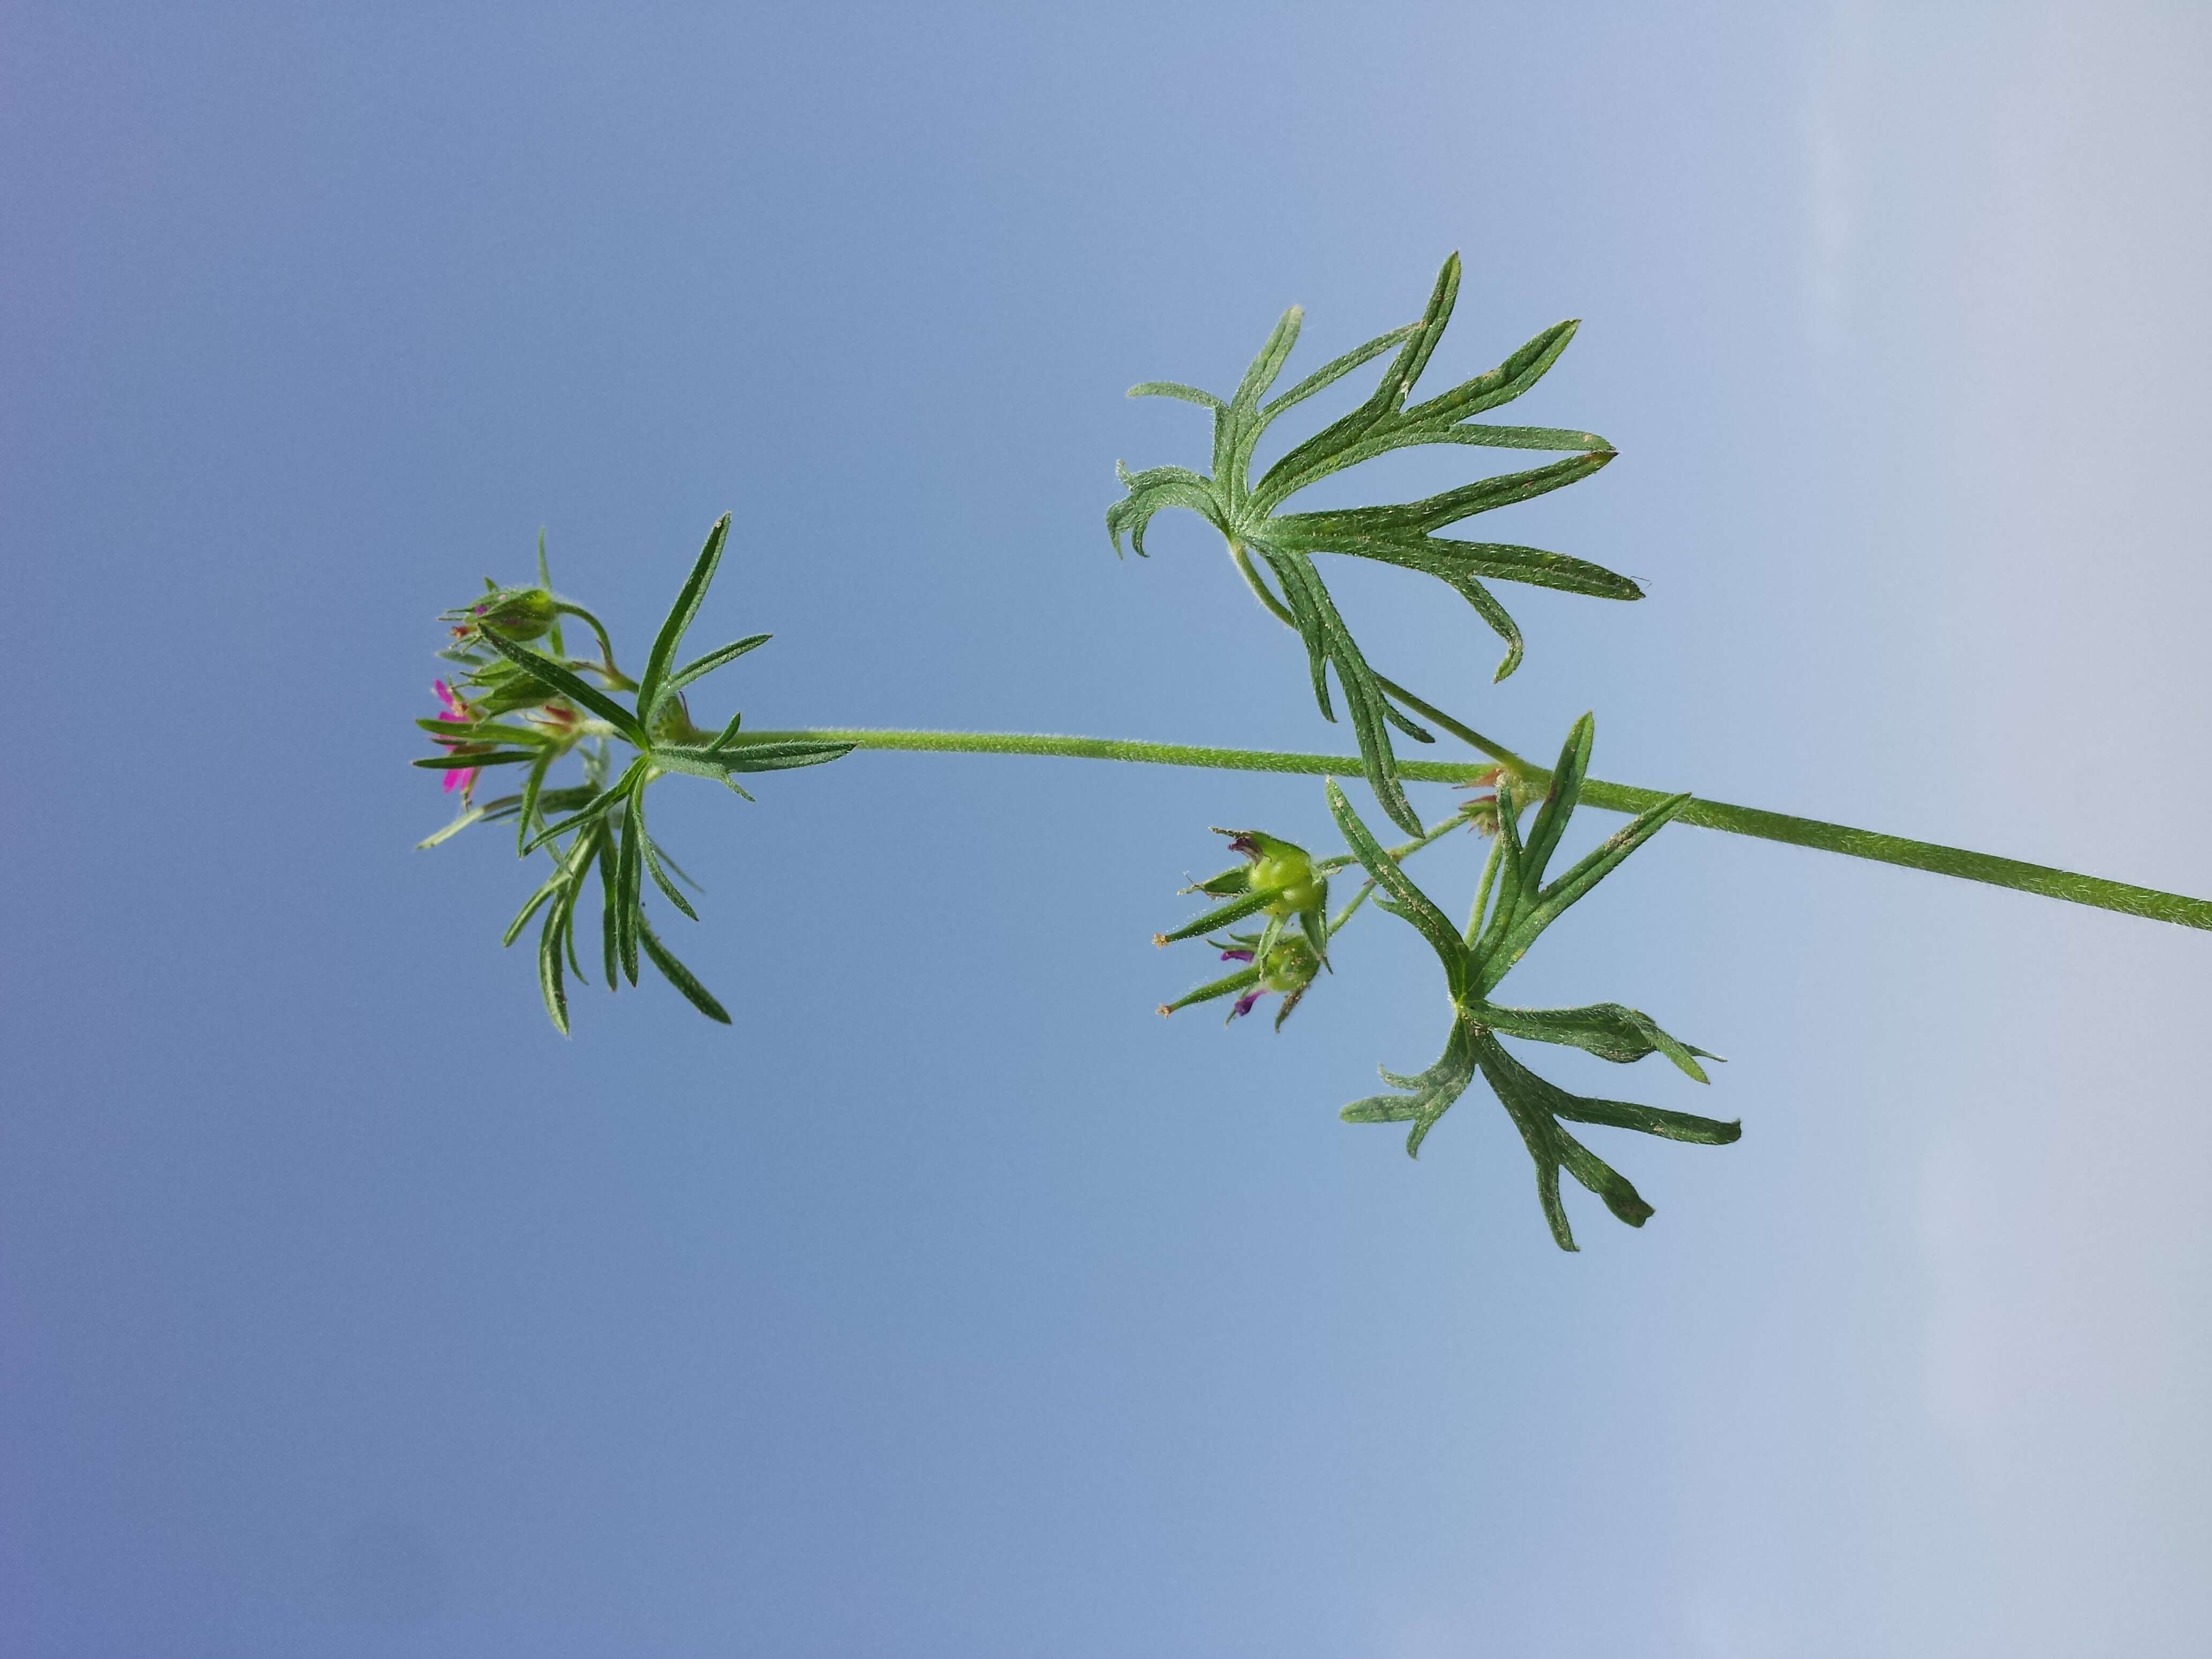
[649,693,706,745]
[1453,765,1534,839]
[443,585,558,642]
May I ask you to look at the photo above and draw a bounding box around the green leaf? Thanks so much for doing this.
[1274,451,1616,542]
[475,629,644,742]
[646,836,704,893]
[650,739,855,782]
[520,759,643,856]
[412,750,536,771]
[1271,528,1641,604]
[414,716,556,743]
[502,871,564,948]
[1519,713,1593,891]
[618,784,646,985]
[1402,316,1580,427]
[1325,780,1466,992]
[537,527,565,660]
[538,901,570,1035]
[1252,544,1334,719]
[1111,259,1626,763]
[638,916,731,1023]
[1474,790,1529,962]
[1424,422,1612,452]
[640,832,699,922]
[1410,540,1640,601]
[640,513,731,720]
[1546,1091,1740,1146]
[1259,323,1417,425]
[1477,1000,1714,1082]
[664,634,770,700]
[1340,1019,1478,1158]
[1469,1034,1739,1247]
[515,749,554,856]
[415,806,486,849]
[557,828,603,982]
[1264,549,1423,835]
[1127,381,1225,410]
[475,786,591,826]
[704,711,745,754]
[502,825,595,950]
[1252,257,1460,504]
[719,739,855,773]
[1105,464,1225,557]
[1483,791,1691,990]
[596,819,621,990]
[1219,305,1303,498]
[1385,253,1461,410]
[1433,570,1523,682]
[1257,420,1605,514]
[528,889,575,1035]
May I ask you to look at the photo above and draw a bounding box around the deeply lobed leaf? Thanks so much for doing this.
[1108,256,1635,838]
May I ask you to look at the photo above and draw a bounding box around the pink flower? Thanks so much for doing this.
[432,679,479,798]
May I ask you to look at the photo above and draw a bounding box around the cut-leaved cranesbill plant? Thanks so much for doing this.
[417,257,2212,1247]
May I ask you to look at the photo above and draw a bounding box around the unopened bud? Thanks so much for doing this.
[649,694,705,745]
[444,585,558,642]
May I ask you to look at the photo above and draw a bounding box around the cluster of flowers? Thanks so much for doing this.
[416,521,850,1033]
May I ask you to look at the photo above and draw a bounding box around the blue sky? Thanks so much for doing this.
[4,3,2209,1654]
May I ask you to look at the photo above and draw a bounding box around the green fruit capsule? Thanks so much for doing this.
[1222,829,1320,914]
[1260,933,1319,991]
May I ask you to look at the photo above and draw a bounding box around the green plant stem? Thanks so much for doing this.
[552,603,636,690]
[1372,677,1531,773]
[724,726,2212,932]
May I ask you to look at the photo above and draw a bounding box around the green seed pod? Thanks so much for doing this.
[1259,931,1319,991]
[1220,829,1320,914]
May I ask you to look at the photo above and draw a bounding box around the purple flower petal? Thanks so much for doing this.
[1230,988,1262,1019]
[432,681,478,796]
[1220,947,1255,963]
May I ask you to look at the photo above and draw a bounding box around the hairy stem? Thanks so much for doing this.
[552,603,635,690]
[723,726,2212,932]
